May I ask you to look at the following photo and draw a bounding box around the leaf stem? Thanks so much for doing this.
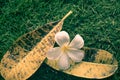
[61,10,73,21]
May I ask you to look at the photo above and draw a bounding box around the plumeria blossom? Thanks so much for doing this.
[46,31,84,70]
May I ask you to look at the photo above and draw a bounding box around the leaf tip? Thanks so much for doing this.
[61,10,73,21]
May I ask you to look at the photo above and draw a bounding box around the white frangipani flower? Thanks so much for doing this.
[46,31,84,70]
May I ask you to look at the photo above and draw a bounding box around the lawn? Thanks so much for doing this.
[0,0,120,80]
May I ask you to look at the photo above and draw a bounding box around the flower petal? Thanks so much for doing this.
[69,34,84,49]
[55,31,70,46]
[67,49,84,62]
[58,54,70,70]
[46,47,61,60]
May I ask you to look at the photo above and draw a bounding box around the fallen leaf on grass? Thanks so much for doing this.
[0,11,72,80]
[45,48,118,79]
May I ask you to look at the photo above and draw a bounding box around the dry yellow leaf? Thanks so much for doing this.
[0,11,72,80]
[45,48,118,79]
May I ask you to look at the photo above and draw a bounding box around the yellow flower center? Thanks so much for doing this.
[61,44,69,53]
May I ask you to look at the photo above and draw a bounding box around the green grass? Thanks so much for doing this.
[0,0,120,80]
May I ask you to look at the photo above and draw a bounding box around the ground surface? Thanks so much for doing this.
[0,0,120,80]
